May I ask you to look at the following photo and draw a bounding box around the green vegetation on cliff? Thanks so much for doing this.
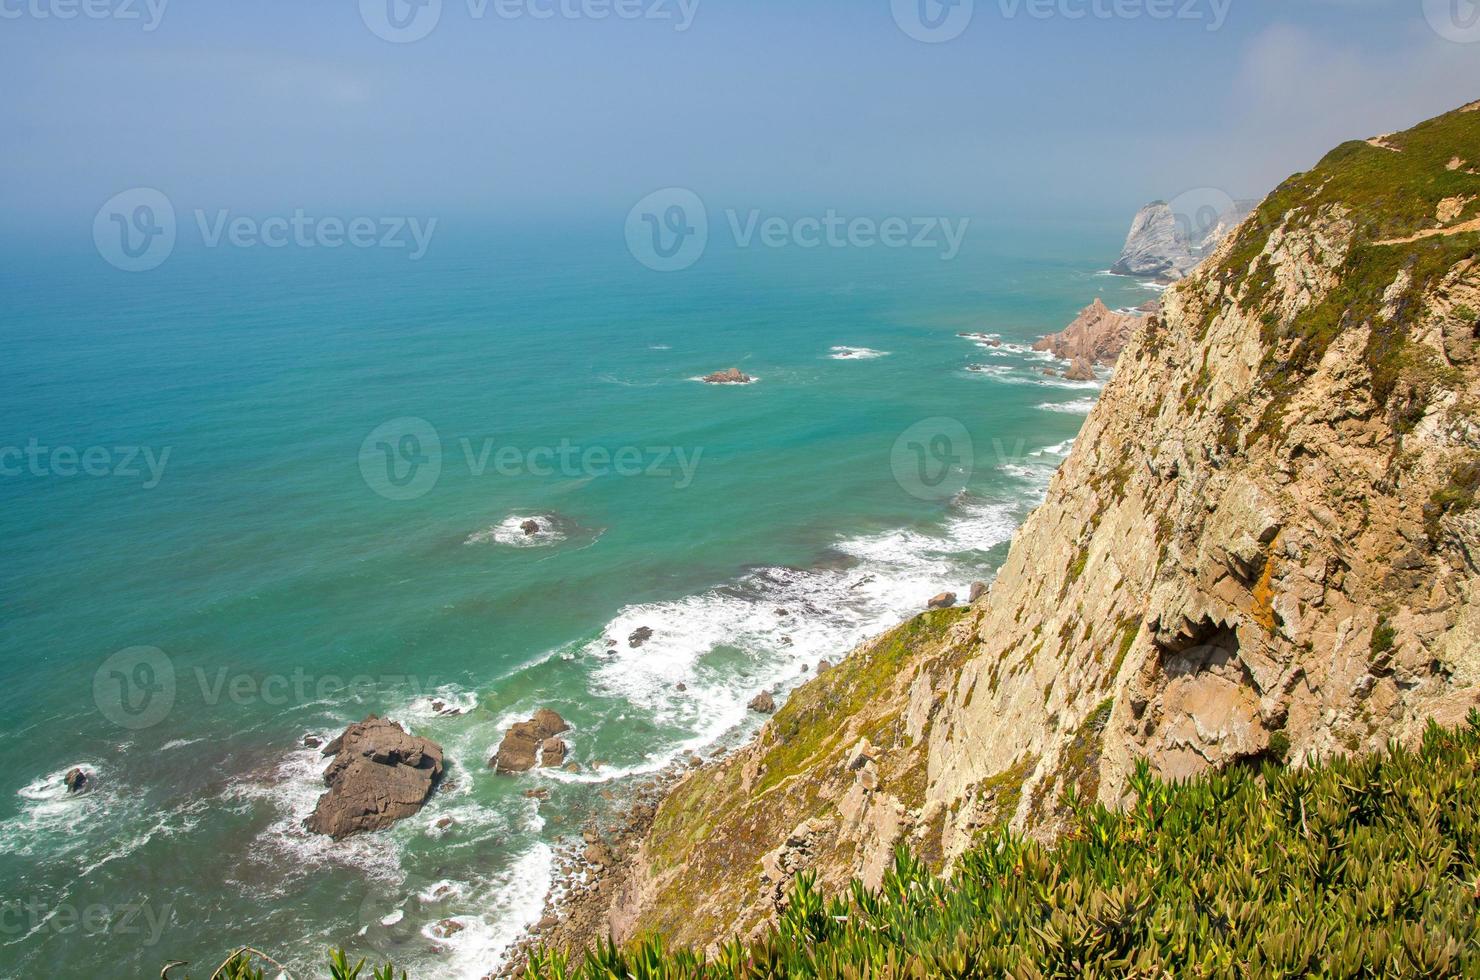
[1202,101,1480,450]
[525,716,1480,978]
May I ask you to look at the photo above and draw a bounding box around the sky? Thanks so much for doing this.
[1,0,1478,232]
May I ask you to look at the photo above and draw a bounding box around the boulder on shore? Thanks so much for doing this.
[748,691,776,714]
[491,709,572,773]
[701,368,753,385]
[928,592,957,609]
[969,581,988,603]
[1063,357,1097,382]
[304,716,444,840]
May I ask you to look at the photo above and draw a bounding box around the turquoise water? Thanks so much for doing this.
[0,219,1151,976]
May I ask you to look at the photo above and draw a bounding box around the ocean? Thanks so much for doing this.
[0,216,1154,976]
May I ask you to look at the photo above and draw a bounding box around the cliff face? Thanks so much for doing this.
[590,102,1480,952]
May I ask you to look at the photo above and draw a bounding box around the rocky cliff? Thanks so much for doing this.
[552,101,1480,955]
[1112,197,1252,281]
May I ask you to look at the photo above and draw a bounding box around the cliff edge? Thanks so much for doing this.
[550,100,1480,955]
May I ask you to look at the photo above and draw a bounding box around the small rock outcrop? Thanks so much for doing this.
[748,691,776,714]
[1033,299,1144,366]
[492,709,572,773]
[64,768,89,793]
[1063,357,1097,382]
[629,626,654,648]
[969,581,988,603]
[304,716,444,840]
[521,519,541,536]
[702,368,753,385]
[927,592,956,609]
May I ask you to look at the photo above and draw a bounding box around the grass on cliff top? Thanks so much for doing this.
[1197,101,1480,450]
[523,714,1480,979]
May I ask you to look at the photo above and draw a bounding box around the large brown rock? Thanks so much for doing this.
[1032,298,1145,366]
[304,716,443,840]
[492,709,571,773]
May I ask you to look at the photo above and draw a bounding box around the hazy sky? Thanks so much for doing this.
[2,0,1477,229]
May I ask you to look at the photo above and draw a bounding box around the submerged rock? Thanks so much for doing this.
[304,716,444,840]
[492,709,572,773]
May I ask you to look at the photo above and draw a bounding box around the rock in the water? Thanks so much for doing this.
[748,691,776,714]
[64,768,89,793]
[521,519,541,536]
[430,918,465,939]
[628,626,654,648]
[304,716,444,840]
[540,737,568,767]
[1043,368,1060,377]
[969,581,988,603]
[1063,357,1097,382]
[492,710,572,773]
[928,592,957,609]
[675,682,687,692]
[1109,198,1250,281]
[1033,299,1143,366]
[302,734,323,749]
[701,368,753,385]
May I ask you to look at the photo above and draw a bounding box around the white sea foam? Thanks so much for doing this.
[828,346,890,360]
[466,515,568,548]
[576,494,1025,777]
[1037,397,1099,415]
